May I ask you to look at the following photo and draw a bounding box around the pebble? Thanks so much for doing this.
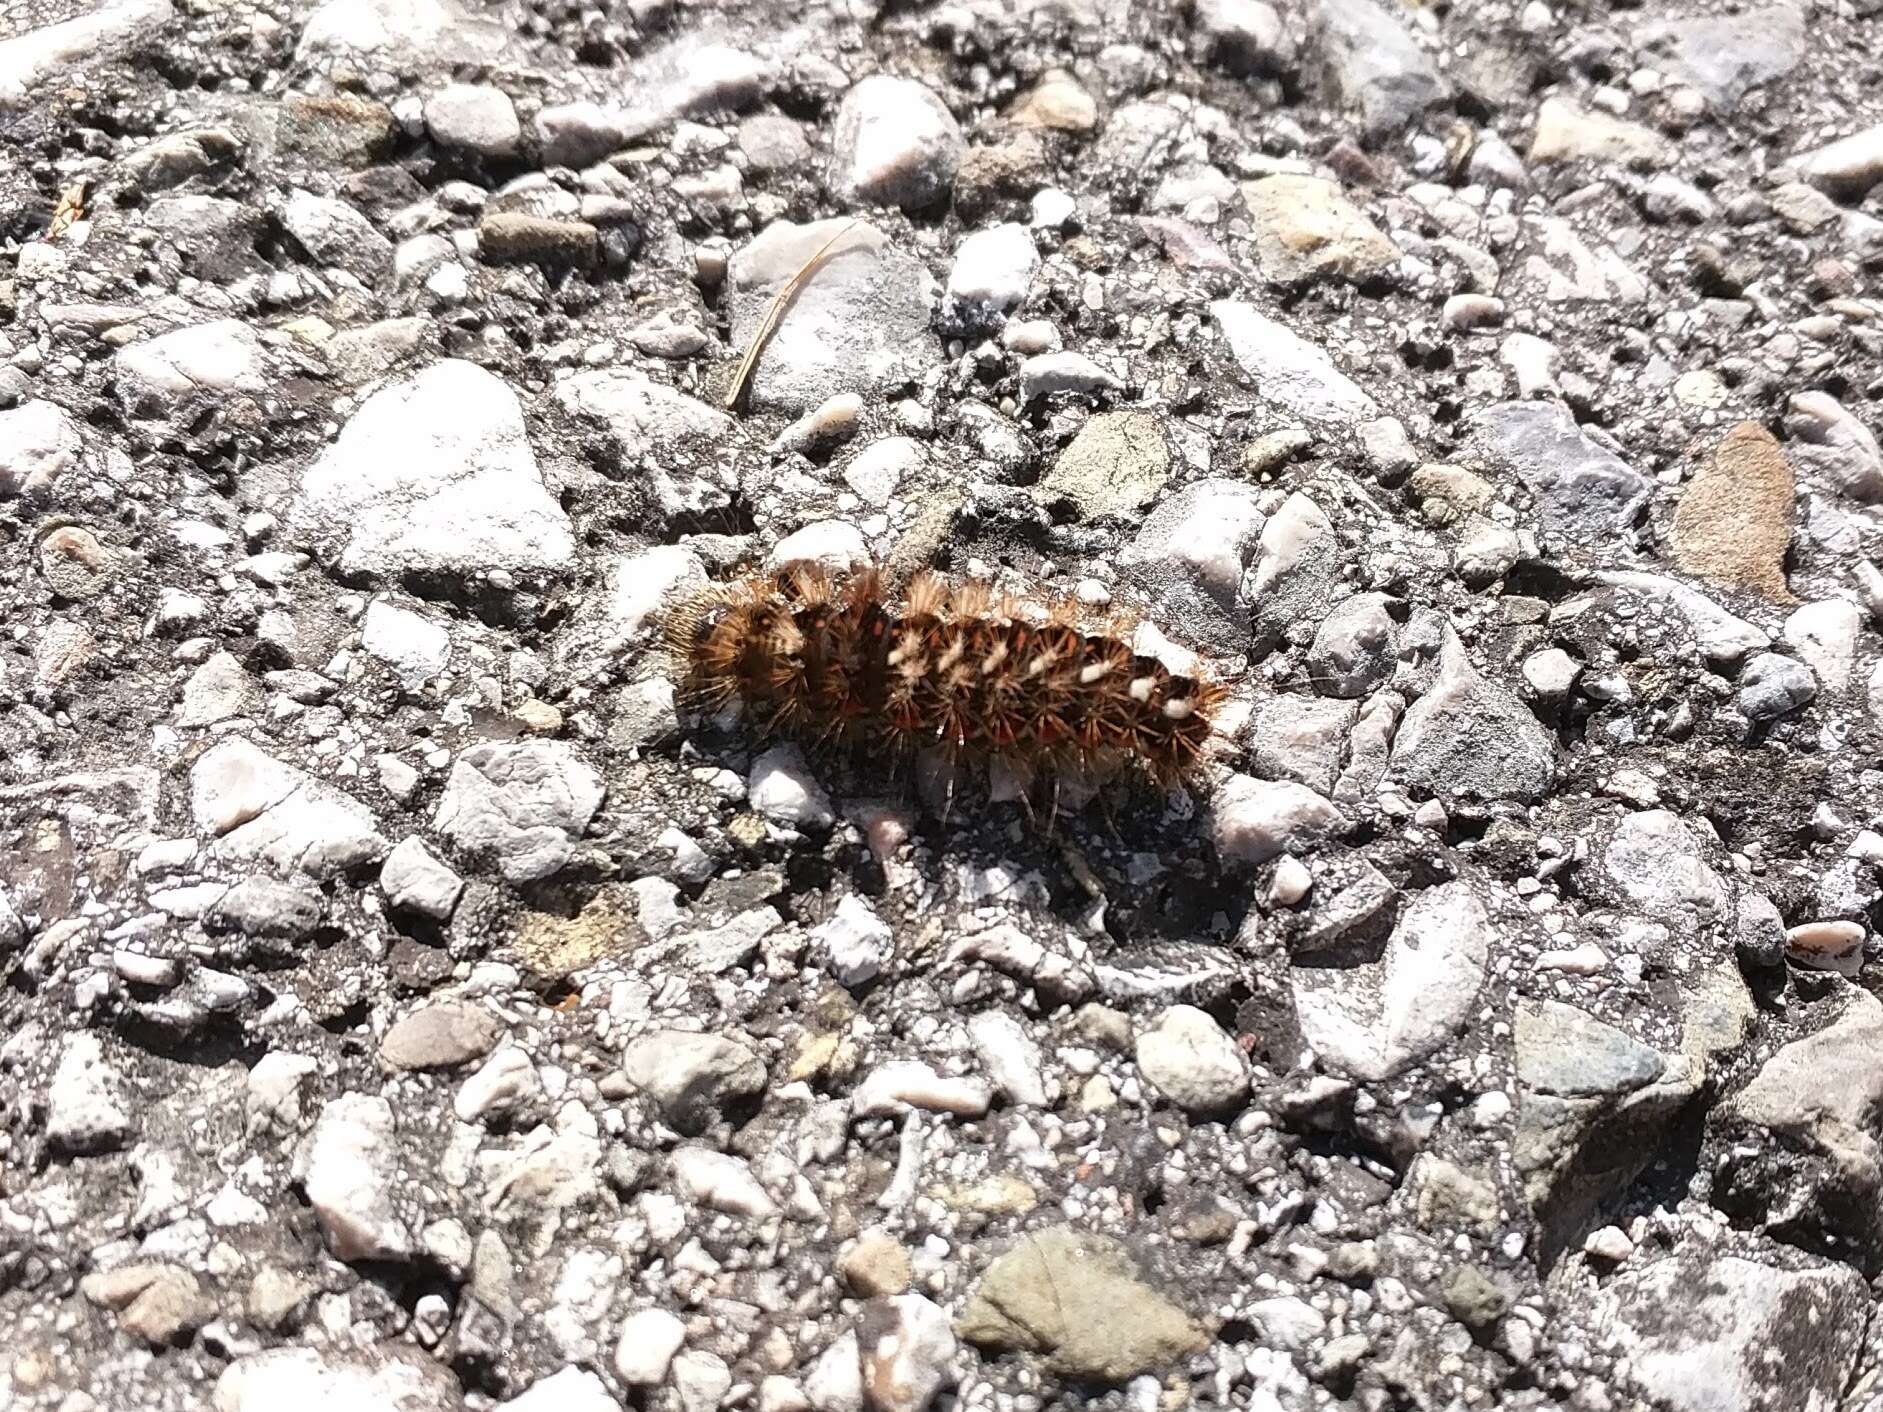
[1242,174,1399,284]
[46,1032,133,1154]
[380,1000,502,1071]
[726,219,938,414]
[1212,300,1377,420]
[616,1307,688,1386]
[942,224,1039,328]
[831,76,964,210]
[425,83,520,156]
[749,745,836,829]
[1671,422,1796,602]
[1210,774,1348,868]
[380,836,465,920]
[1134,1006,1250,1115]
[303,1094,412,1262]
[433,741,604,883]
[0,399,85,499]
[1036,410,1170,520]
[852,1061,992,1118]
[859,1293,958,1412]
[1294,881,1490,1081]
[813,894,892,987]
[300,360,575,582]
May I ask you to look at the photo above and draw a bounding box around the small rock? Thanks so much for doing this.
[46,1032,133,1154]
[1529,97,1669,167]
[380,1000,502,1071]
[432,741,604,883]
[615,1307,687,1386]
[1242,175,1398,284]
[1135,1005,1250,1115]
[1671,422,1796,602]
[380,837,464,920]
[1213,300,1377,422]
[956,1226,1206,1381]
[303,1094,411,1262]
[749,745,835,829]
[841,1231,914,1297]
[831,75,963,210]
[859,1293,957,1412]
[1737,653,1817,721]
[1036,411,1170,520]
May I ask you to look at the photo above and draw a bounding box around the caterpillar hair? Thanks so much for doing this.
[665,560,1226,796]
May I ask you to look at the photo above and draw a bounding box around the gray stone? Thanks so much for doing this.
[1292,880,1489,1080]
[1135,1005,1250,1115]
[1306,0,1447,135]
[749,745,835,829]
[940,223,1038,331]
[381,1000,503,1071]
[831,75,962,209]
[425,82,520,156]
[1307,593,1398,698]
[956,1227,1206,1381]
[1035,411,1170,521]
[361,600,451,691]
[1517,1001,1665,1099]
[1466,401,1650,552]
[1634,6,1803,110]
[300,361,575,583]
[1390,630,1555,804]
[1515,1002,1696,1262]
[116,321,267,415]
[177,651,261,727]
[1211,775,1347,868]
[46,1032,133,1154]
[1738,652,1817,721]
[1712,989,1883,1273]
[620,1029,767,1125]
[615,1307,687,1386]
[1594,809,1731,937]
[725,219,939,416]
[1248,492,1342,652]
[206,877,324,940]
[190,737,387,879]
[1248,694,1358,796]
[1589,1246,1868,1412]
[433,741,604,884]
[1118,477,1265,652]
[278,189,392,277]
[0,400,85,500]
[302,1094,412,1262]
[1791,123,1883,201]
[1212,301,1378,422]
[295,0,510,74]
[380,837,464,920]
[1786,392,1883,503]
[553,369,741,523]
[496,1367,620,1412]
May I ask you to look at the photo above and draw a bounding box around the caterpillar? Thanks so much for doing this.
[666,560,1227,797]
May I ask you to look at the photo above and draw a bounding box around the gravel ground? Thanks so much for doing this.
[5,0,1883,1408]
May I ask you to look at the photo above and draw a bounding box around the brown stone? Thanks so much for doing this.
[1670,421,1795,602]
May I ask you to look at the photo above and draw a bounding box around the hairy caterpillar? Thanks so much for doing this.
[666,560,1227,799]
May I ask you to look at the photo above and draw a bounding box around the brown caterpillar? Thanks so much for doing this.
[666,560,1226,795]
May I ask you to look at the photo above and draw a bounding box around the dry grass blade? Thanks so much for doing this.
[723,218,860,414]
